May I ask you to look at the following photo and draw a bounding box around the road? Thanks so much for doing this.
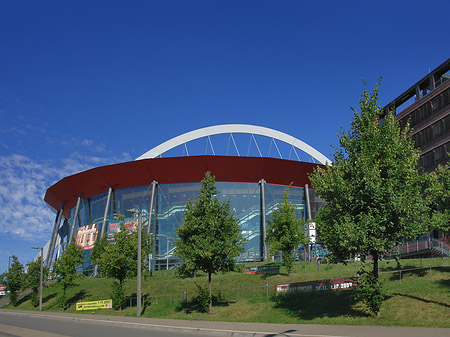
[0,309,449,337]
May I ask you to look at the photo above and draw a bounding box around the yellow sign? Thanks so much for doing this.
[76,299,112,311]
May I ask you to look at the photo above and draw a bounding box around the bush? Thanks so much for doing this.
[192,284,210,313]
[355,266,384,316]
[111,282,126,310]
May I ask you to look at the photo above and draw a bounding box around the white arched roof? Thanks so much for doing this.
[136,124,331,165]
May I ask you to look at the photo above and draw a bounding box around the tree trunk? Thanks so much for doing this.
[372,252,379,280]
[372,251,381,317]
[208,271,212,314]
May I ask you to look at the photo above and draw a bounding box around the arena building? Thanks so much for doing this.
[43,124,330,274]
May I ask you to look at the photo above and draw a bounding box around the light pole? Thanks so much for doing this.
[31,246,43,311]
[157,234,173,270]
[125,209,142,317]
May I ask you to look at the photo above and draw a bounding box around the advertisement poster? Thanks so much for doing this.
[76,299,112,310]
[275,276,354,295]
[108,220,137,233]
[244,265,279,274]
[75,223,99,250]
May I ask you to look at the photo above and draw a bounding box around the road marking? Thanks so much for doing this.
[0,311,350,337]
[0,323,68,337]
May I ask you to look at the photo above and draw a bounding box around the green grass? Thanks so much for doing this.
[3,258,450,327]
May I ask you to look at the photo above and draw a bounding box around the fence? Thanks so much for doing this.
[122,263,449,309]
[380,265,448,283]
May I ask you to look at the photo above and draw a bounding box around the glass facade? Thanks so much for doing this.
[67,181,321,273]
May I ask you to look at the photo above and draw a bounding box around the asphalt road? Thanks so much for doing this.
[0,311,182,337]
[0,309,449,337]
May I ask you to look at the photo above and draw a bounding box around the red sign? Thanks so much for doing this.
[75,223,99,250]
[275,276,354,295]
[108,220,137,233]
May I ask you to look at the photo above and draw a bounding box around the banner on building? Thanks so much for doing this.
[275,276,354,295]
[108,220,137,233]
[76,299,112,311]
[75,223,99,250]
[244,265,279,274]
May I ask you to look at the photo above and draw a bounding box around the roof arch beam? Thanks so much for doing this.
[136,124,331,165]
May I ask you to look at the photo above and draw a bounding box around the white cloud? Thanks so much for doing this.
[0,151,131,241]
[81,139,93,146]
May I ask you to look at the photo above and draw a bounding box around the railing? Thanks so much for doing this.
[395,237,450,258]
[122,263,449,308]
[431,238,450,257]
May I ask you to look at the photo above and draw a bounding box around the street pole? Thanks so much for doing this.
[125,208,143,317]
[32,246,44,311]
[166,236,169,271]
[39,247,43,311]
[137,211,142,317]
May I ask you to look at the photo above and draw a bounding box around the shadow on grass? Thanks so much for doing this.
[65,290,87,309]
[388,268,428,281]
[438,278,450,290]
[42,292,58,304]
[176,295,231,314]
[393,292,450,309]
[16,293,32,306]
[273,290,368,320]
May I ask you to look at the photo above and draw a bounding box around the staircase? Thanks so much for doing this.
[395,237,450,259]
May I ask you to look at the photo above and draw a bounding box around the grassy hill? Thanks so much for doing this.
[3,258,450,327]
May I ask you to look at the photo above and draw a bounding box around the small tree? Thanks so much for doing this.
[266,188,306,274]
[25,257,48,308]
[90,214,151,310]
[4,256,24,306]
[175,171,246,314]
[309,82,427,315]
[52,241,84,309]
[425,162,450,231]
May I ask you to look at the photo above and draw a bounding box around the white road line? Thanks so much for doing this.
[0,311,350,337]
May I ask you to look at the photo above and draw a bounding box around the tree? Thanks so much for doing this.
[309,82,427,315]
[175,171,246,314]
[425,162,450,231]
[4,256,24,306]
[266,187,306,274]
[90,214,151,310]
[25,257,48,308]
[52,241,84,309]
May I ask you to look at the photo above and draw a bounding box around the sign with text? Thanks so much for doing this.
[244,265,280,274]
[75,223,99,250]
[275,276,354,295]
[108,220,137,233]
[76,299,112,311]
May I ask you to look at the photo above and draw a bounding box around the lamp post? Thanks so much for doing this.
[125,209,142,317]
[31,246,43,311]
[157,234,173,270]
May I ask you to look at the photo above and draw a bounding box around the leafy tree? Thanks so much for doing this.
[52,241,84,309]
[309,82,427,316]
[175,171,246,314]
[25,257,48,308]
[90,214,152,310]
[266,187,306,274]
[4,256,24,306]
[425,162,450,231]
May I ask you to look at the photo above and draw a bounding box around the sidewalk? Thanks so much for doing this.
[2,309,450,337]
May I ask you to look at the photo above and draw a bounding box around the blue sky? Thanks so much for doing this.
[1,0,449,273]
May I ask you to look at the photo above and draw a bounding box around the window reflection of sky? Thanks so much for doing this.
[70,181,319,272]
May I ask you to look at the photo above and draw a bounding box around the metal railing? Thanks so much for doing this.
[123,262,449,308]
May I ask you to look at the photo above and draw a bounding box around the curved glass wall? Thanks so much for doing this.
[66,180,319,273]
